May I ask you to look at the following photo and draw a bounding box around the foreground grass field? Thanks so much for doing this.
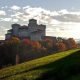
[0,49,80,80]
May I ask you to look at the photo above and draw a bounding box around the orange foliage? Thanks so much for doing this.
[56,42,67,51]
[31,41,41,49]
[44,38,53,48]
[5,36,20,44]
[22,39,31,46]
[68,38,77,49]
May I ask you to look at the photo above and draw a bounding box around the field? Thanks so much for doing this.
[0,49,80,80]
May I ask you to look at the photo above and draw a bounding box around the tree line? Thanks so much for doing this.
[0,36,78,68]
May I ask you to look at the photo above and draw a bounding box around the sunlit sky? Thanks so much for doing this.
[0,0,80,40]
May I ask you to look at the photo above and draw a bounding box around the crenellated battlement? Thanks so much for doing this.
[5,19,46,41]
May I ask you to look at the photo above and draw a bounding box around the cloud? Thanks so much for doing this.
[10,5,21,10]
[0,36,5,40]
[0,26,8,40]
[0,18,19,23]
[8,6,80,39]
[1,6,8,9]
[23,6,30,10]
[10,7,61,25]
[10,7,80,24]
[1,6,80,39]
[11,12,23,17]
[0,18,11,21]
[53,13,80,22]
[49,9,80,22]
[0,10,6,15]
[12,18,19,22]
[58,9,69,14]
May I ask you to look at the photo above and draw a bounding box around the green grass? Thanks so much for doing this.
[67,74,80,80]
[0,49,80,80]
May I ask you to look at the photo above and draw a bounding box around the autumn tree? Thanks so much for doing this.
[68,38,77,49]
[63,38,77,49]
[22,39,31,46]
[31,41,41,49]
[56,42,67,51]
[5,36,21,64]
[22,39,32,50]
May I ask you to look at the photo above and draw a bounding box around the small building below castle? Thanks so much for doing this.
[5,19,46,41]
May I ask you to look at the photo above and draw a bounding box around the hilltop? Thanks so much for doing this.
[0,49,80,80]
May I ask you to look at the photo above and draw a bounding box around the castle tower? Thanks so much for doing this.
[28,19,37,26]
[5,19,46,41]
[12,24,20,36]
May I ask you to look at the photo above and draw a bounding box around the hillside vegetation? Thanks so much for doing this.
[0,36,77,67]
[0,49,80,80]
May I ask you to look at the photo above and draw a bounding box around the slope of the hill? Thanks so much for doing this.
[0,49,80,80]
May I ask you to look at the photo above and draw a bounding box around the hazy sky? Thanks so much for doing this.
[0,0,80,39]
[0,0,80,10]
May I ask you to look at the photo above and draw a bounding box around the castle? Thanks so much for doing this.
[5,19,46,41]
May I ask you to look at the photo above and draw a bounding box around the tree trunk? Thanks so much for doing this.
[16,54,19,64]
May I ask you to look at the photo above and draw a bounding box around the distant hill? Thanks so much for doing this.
[0,49,80,80]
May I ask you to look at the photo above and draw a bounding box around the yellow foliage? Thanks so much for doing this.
[5,36,20,44]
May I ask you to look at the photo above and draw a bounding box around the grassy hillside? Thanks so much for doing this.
[0,49,80,80]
